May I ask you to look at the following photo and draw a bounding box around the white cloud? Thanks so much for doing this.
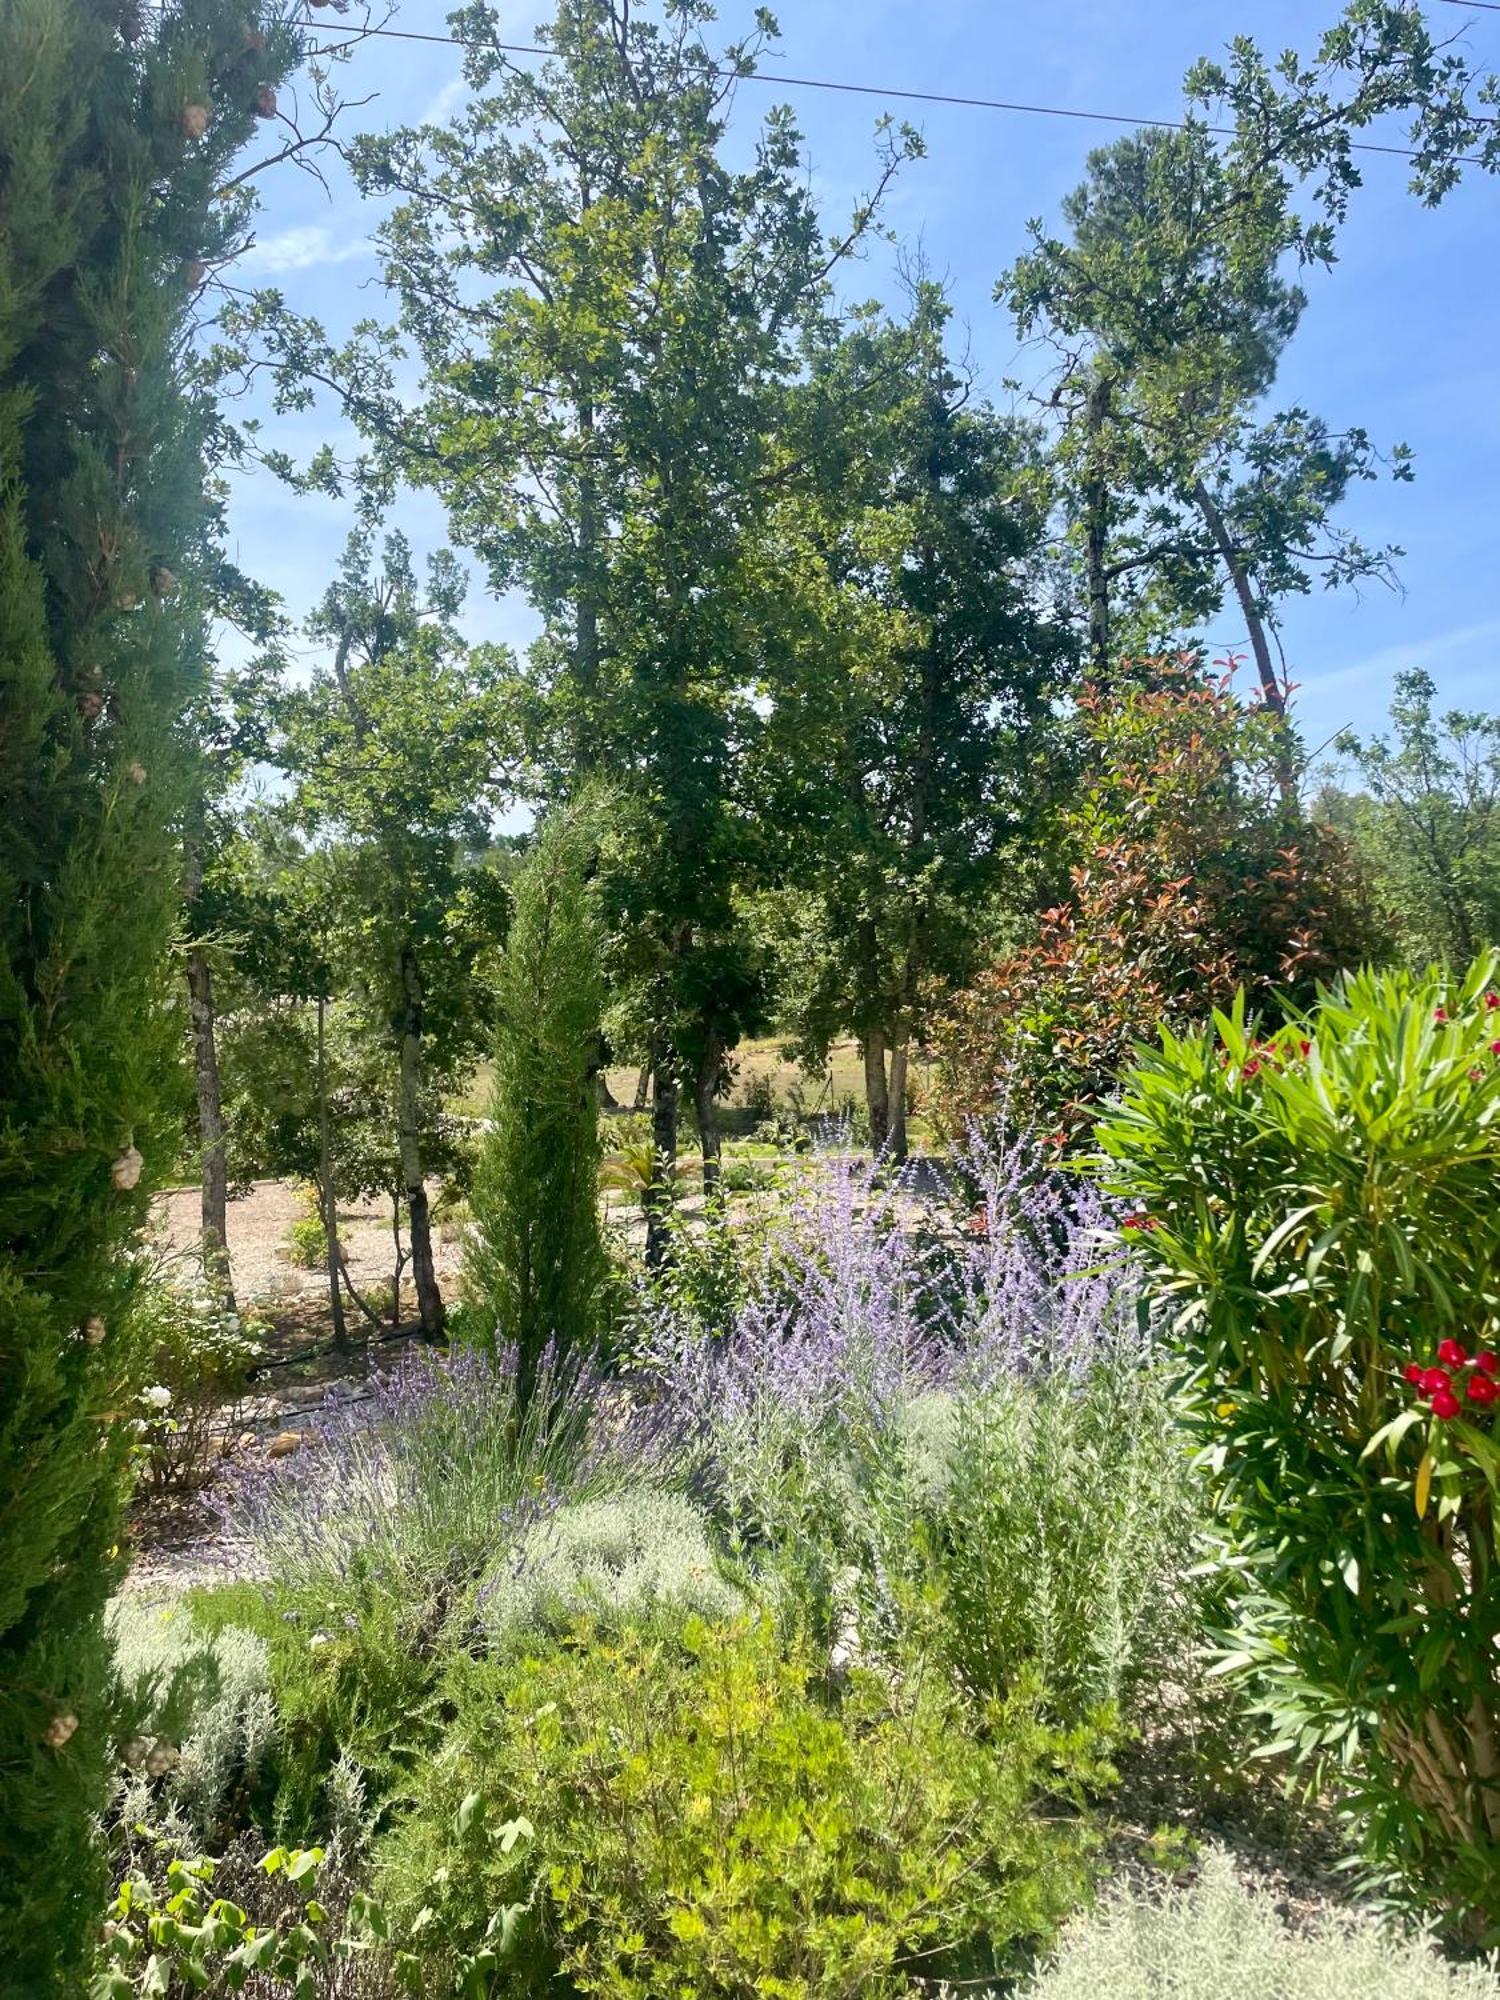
[1309,619,1500,698]
[240,224,372,275]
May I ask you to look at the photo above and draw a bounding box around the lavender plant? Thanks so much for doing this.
[224,1344,675,1610]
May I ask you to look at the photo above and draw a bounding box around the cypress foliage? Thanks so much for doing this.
[0,3,298,1988]
[466,807,607,1409]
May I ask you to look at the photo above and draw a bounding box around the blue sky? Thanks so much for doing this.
[224,0,1500,762]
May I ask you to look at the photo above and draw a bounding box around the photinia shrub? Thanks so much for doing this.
[931,659,1375,1150]
[1094,956,1500,1937]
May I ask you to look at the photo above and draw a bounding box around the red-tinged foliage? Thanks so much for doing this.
[931,657,1376,1146]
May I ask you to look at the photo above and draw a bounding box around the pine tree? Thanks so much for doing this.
[465,805,607,1412]
[0,3,299,1986]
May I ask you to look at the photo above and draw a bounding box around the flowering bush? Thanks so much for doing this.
[1095,956,1500,1937]
[129,1277,262,1495]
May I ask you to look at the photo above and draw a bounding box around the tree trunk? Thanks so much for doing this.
[315,992,349,1349]
[887,1035,910,1164]
[694,1026,723,1199]
[1192,478,1296,801]
[632,1062,651,1111]
[864,1028,891,1156]
[1085,375,1113,684]
[645,1053,679,1270]
[185,944,235,1310]
[397,945,446,1341]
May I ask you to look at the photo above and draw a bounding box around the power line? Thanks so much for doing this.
[302,19,1491,167]
[1435,0,1500,12]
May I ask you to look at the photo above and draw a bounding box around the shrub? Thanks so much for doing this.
[286,1212,330,1270]
[379,1616,1110,1996]
[931,662,1375,1149]
[938,1355,1200,1726]
[129,1279,261,1496]
[1094,957,1500,1937]
[208,1346,676,1830]
[1023,1848,1500,2000]
[476,1491,742,1642]
[107,1598,275,1844]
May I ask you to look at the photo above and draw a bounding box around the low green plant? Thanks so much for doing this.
[475,1492,742,1642]
[92,1841,407,1999]
[1022,1847,1500,2000]
[1095,955,1500,1937]
[379,1616,1110,1997]
[286,1213,330,1271]
[938,1358,1200,1725]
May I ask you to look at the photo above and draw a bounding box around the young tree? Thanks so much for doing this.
[270,530,514,1340]
[1330,669,1500,967]
[465,803,607,1411]
[755,287,1072,1156]
[0,1,305,1985]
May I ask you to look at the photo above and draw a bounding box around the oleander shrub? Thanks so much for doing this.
[107,1598,275,1844]
[377,1616,1112,1997]
[1095,956,1500,1937]
[475,1491,743,1643]
[1023,1848,1500,2000]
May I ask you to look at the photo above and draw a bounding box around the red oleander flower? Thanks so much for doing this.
[1420,1367,1452,1395]
[1477,1352,1498,1376]
[1403,1362,1425,1385]
[1243,1057,1261,1078]
[1432,1388,1461,1420]
[1487,993,1499,1011]
[1437,1337,1468,1368]
[1491,1041,1500,1058]
[1435,1007,1449,1023]
[1467,1375,1498,1406]
[1299,1040,1311,1057]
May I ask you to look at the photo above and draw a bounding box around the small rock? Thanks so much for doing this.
[44,1712,79,1749]
[266,1430,303,1458]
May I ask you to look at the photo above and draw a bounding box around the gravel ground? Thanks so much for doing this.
[151,1179,465,1308]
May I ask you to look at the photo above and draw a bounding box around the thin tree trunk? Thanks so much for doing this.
[185,944,234,1310]
[888,1036,910,1165]
[1192,477,1295,800]
[694,1025,723,1199]
[315,992,348,1349]
[645,1052,679,1270]
[864,1027,891,1156]
[1085,374,1113,683]
[397,944,446,1340]
[632,1062,651,1112]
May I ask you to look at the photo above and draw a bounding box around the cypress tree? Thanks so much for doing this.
[0,3,298,1987]
[466,806,607,1411]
